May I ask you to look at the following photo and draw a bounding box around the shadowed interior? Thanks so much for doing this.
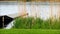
[0,15,14,28]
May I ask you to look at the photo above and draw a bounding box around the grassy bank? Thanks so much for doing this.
[0,17,60,34]
[0,29,60,34]
[13,17,60,29]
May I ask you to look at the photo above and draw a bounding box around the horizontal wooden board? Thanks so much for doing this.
[0,0,60,2]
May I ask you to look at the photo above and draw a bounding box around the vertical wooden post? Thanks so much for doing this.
[2,16,4,28]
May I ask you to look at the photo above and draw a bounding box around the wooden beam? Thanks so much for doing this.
[2,16,4,28]
[0,0,60,2]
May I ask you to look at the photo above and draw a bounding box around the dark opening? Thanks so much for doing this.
[0,16,3,28]
[0,15,14,28]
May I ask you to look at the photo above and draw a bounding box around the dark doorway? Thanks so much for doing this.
[0,15,14,28]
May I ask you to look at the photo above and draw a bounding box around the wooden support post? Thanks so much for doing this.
[2,16,4,28]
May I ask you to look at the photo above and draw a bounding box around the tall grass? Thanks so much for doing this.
[13,17,60,29]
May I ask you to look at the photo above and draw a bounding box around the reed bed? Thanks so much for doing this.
[14,17,60,29]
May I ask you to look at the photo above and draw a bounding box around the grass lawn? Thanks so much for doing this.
[0,29,60,34]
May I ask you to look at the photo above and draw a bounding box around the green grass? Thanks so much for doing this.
[0,29,60,34]
[13,17,60,29]
[0,17,60,34]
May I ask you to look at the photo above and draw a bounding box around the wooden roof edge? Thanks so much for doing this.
[0,0,60,2]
